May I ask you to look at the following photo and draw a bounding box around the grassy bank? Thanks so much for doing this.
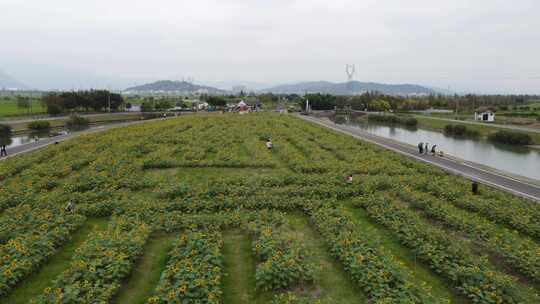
[0,99,46,117]
[415,115,540,144]
[5,113,144,133]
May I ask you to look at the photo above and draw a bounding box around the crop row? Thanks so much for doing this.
[354,195,526,303]
[247,217,313,291]
[398,190,540,283]
[450,194,540,241]
[34,216,150,303]
[305,202,442,303]
[147,230,223,304]
[0,211,85,296]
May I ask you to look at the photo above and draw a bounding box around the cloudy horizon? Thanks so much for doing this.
[2,0,540,93]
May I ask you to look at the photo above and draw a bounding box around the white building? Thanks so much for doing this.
[474,111,495,122]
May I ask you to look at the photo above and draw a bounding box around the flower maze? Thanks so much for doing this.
[1,113,540,303]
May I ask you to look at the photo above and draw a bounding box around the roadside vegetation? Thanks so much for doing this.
[27,120,51,131]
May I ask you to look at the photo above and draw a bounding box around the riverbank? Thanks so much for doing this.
[413,115,540,144]
[1,112,159,134]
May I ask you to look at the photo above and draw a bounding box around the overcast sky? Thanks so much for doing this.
[1,0,540,93]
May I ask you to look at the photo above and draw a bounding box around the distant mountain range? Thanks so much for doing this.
[124,80,227,94]
[261,81,436,95]
[125,79,439,96]
[0,69,27,89]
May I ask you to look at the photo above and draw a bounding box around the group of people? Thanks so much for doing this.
[0,145,7,157]
[418,142,443,157]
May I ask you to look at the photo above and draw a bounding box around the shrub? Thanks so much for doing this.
[141,101,155,112]
[142,113,162,120]
[403,117,418,127]
[444,124,479,137]
[65,114,89,130]
[27,120,51,131]
[367,114,417,127]
[0,124,12,146]
[0,124,12,136]
[488,130,532,145]
[46,103,63,115]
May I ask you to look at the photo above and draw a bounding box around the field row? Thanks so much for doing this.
[2,113,540,303]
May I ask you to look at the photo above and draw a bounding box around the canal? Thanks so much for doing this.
[339,119,540,181]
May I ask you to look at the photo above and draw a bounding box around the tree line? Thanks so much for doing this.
[298,92,540,112]
[41,90,124,114]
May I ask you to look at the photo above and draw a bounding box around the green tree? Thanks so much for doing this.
[16,96,31,114]
[370,99,391,111]
[141,101,154,112]
[207,96,227,107]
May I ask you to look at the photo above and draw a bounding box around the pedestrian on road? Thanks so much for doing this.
[431,145,437,155]
[0,145,7,157]
[424,143,429,154]
[472,181,479,195]
[418,142,424,154]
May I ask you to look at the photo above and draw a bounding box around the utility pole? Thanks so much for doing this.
[108,91,111,113]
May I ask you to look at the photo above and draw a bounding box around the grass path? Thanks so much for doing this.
[222,231,272,304]
[2,218,109,304]
[112,233,177,304]
[286,214,368,303]
[341,204,469,304]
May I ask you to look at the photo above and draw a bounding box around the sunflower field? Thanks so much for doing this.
[1,113,540,303]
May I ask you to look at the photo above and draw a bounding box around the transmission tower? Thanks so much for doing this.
[345,64,356,82]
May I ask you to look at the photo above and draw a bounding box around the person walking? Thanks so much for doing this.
[431,145,437,155]
[65,200,75,213]
[266,139,273,150]
[472,181,479,195]
[424,143,429,155]
[418,142,424,154]
[0,145,7,157]
[346,174,353,184]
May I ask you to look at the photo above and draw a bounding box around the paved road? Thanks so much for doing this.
[298,115,540,202]
[414,115,540,134]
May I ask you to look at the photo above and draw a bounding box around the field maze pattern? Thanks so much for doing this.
[1,113,540,303]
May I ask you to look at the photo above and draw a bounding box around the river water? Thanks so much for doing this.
[339,119,540,181]
[1,130,69,149]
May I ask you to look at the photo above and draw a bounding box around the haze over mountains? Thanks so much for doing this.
[124,79,438,96]
[125,80,227,94]
[261,81,436,95]
[0,69,26,89]
[0,67,441,95]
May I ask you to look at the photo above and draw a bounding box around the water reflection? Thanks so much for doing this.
[336,118,540,181]
[4,130,69,149]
